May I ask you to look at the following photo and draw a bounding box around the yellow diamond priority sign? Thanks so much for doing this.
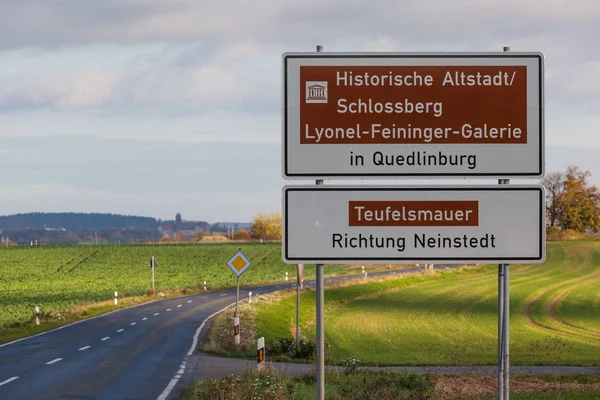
[227,249,252,277]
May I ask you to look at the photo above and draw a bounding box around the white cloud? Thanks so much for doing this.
[566,61,600,94]
[0,68,124,109]
[0,0,598,49]
[0,109,280,143]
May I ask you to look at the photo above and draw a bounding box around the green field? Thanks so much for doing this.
[0,243,382,330]
[250,241,600,366]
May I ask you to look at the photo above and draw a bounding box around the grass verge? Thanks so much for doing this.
[178,369,600,400]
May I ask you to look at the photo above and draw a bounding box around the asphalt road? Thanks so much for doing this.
[0,265,442,400]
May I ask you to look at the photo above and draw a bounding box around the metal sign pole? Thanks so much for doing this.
[296,270,300,353]
[315,43,326,400]
[152,257,156,294]
[235,276,240,318]
[498,262,504,400]
[504,262,510,399]
[499,45,512,400]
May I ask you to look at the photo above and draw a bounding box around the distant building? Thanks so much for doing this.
[158,214,211,238]
[211,222,252,233]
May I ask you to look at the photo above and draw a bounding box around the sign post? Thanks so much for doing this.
[296,263,304,352]
[281,48,544,400]
[148,257,158,295]
[227,249,252,346]
[499,45,511,400]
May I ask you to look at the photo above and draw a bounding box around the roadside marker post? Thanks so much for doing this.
[114,291,118,306]
[234,317,240,345]
[249,291,252,303]
[226,249,252,346]
[35,306,40,326]
[203,281,207,291]
[281,45,545,400]
[148,256,158,295]
[257,337,265,372]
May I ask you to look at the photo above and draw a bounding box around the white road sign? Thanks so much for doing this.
[282,185,545,264]
[227,249,252,277]
[282,52,544,179]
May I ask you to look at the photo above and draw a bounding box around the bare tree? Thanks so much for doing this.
[541,171,564,227]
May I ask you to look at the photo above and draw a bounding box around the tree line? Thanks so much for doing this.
[0,213,159,231]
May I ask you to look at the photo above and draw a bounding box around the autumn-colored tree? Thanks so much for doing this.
[545,166,600,232]
[251,212,282,241]
[234,229,251,240]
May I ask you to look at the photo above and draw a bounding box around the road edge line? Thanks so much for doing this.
[187,302,236,356]
[157,301,237,400]
[0,297,166,349]
[155,266,462,400]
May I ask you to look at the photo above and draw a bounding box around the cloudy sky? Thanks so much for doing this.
[0,0,599,222]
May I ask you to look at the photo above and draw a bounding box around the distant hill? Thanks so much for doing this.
[0,212,158,231]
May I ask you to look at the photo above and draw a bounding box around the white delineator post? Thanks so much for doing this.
[286,271,289,281]
[35,306,40,326]
[249,291,252,304]
[234,317,240,345]
[150,256,156,294]
[257,337,265,371]
[203,280,207,291]
[114,291,118,305]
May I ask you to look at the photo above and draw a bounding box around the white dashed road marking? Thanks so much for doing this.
[117,329,124,333]
[142,317,148,321]
[187,300,192,303]
[101,337,110,341]
[46,358,62,365]
[78,346,91,351]
[130,322,137,326]
[0,377,19,387]
[220,294,226,297]
[154,313,159,316]
[166,309,172,312]
[177,304,182,308]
